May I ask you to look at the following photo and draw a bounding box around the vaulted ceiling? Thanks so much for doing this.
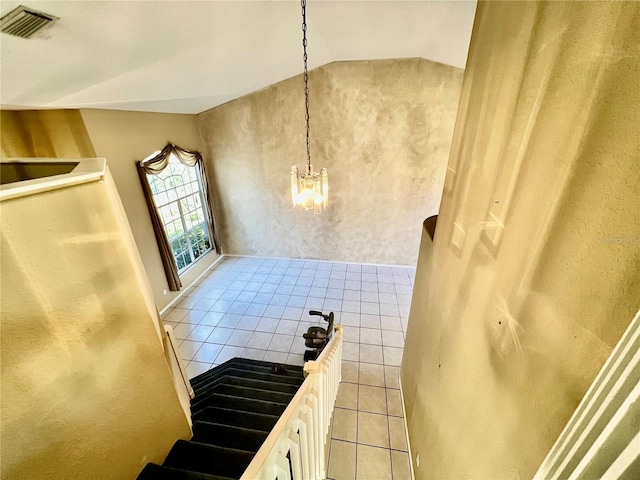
[0,1,477,114]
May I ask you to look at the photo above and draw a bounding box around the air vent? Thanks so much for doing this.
[1,5,58,39]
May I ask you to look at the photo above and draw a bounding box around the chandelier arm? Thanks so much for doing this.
[301,0,311,172]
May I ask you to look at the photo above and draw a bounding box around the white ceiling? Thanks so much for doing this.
[0,1,477,114]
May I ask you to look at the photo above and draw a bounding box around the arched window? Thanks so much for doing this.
[147,157,212,271]
[137,144,220,291]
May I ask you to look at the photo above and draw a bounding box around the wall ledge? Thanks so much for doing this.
[0,157,106,202]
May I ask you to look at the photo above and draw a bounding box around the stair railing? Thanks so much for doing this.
[533,309,640,480]
[240,324,343,480]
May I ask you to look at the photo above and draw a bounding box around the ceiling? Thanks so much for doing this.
[0,1,477,114]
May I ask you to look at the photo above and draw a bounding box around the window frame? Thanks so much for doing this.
[146,156,213,274]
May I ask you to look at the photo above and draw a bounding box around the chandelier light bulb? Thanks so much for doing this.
[291,165,328,214]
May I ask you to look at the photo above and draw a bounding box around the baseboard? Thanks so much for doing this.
[399,376,416,480]
[159,254,225,317]
[222,253,417,270]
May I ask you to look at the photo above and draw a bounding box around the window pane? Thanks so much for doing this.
[186,215,195,231]
[181,194,192,211]
[171,236,187,254]
[161,202,178,223]
[188,224,204,244]
[147,156,213,273]
[155,191,168,206]
[148,175,163,194]
[165,222,177,240]
[173,220,184,237]
[166,221,181,241]
[169,202,180,219]
[160,205,173,224]
[171,238,183,256]
[170,163,184,176]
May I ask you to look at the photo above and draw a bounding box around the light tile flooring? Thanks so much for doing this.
[163,255,415,480]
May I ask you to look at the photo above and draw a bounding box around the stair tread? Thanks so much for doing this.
[191,382,294,411]
[208,383,295,402]
[193,375,300,398]
[193,374,301,396]
[193,368,304,395]
[199,392,287,407]
[223,367,305,384]
[193,406,279,432]
[193,392,288,417]
[192,421,269,451]
[164,440,254,478]
[192,356,303,376]
[137,463,234,480]
[193,420,270,437]
[190,358,304,388]
[194,405,279,420]
[190,361,271,385]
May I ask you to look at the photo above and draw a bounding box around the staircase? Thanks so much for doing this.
[137,357,305,480]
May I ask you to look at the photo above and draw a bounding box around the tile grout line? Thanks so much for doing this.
[354,356,360,480]
[384,360,395,479]
[330,405,404,417]
[327,436,409,453]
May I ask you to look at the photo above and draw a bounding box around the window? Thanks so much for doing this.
[146,156,212,272]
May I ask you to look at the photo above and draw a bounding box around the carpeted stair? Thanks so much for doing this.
[137,357,305,480]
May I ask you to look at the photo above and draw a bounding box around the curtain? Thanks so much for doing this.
[136,143,221,292]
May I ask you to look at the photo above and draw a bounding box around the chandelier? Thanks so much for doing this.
[290,0,328,214]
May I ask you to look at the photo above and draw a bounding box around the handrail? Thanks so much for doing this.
[240,324,343,480]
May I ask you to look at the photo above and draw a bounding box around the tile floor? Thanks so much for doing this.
[162,255,415,480]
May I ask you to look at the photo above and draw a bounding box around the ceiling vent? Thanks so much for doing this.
[1,5,58,39]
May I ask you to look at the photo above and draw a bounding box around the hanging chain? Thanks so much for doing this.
[301,0,311,171]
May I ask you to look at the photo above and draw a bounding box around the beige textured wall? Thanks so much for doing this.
[198,59,463,265]
[0,171,191,479]
[80,109,219,311]
[0,109,96,158]
[401,2,640,479]
[1,108,217,310]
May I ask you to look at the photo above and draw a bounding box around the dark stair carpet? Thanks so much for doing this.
[137,358,305,480]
